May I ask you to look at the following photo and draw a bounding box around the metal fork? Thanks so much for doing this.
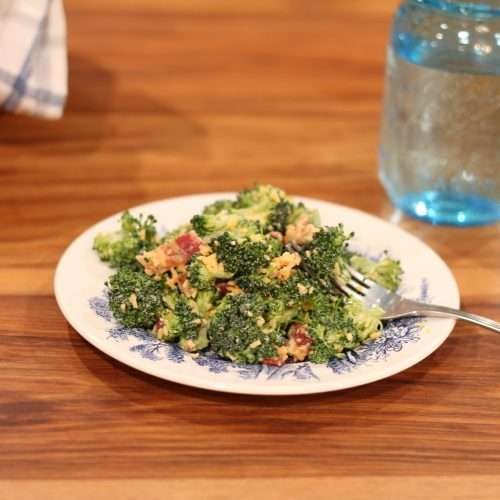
[335,265,500,333]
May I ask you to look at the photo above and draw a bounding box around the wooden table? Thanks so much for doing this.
[1,1,499,498]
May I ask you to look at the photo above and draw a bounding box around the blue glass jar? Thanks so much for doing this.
[379,0,500,226]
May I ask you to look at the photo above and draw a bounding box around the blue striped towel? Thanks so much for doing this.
[0,0,67,119]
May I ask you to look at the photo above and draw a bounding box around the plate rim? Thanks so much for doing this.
[54,192,460,395]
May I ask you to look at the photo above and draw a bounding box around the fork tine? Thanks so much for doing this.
[346,264,376,287]
[345,278,367,296]
[335,281,364,300]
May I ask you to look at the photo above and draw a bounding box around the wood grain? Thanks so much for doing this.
[1,0,499,498]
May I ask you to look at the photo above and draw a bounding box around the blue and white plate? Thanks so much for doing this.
[54,194,460,395]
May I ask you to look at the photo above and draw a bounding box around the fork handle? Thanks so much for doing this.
[403,300,500,333]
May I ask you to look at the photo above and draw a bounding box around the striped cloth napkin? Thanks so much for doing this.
[0,0,67,119]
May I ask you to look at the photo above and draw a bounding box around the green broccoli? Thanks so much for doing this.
[187,253,233,290]
[191,185,287,239]
[266,199,295,233]
[236,265,313,307]
[156,292,208,352]
[213,233,280,276]
[107,267,165,328]
[193,289,217,318]
[266,199,321,233]
[93,211,158,268]
[234,184,286,209]
[305,292,383,363]
[202,199,235,216]
[345,298,384,341]
[208,293,286,364]
[300,225,352,291]
[96,185,400,366]
[350,253,403,292]
[264,296,299,332]
[191,213,262,240]
[305,293,360,363]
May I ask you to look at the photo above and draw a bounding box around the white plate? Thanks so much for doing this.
[55,193,460,395]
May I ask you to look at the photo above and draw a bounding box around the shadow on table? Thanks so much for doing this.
[0,53,207,158]
[67,319,466,432]
[0,54,114,153]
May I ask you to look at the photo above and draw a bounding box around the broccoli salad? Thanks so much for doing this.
[93,185,402,366]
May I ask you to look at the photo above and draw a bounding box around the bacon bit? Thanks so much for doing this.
[293,332,312,347]
[215,281,242,296]
[215,282,230,296]
[262,357,285,367]
[289,323,312,346]
[154,318,164,331]
[175,231,202,258]
[287,323,312,361]
[263,345,289,366]
[269,231,283,241]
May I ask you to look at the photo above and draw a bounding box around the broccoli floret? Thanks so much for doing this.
[235,272,269,294]
[305,293,383,363]
[266,199,321,234]
[350,253,403,292]
[345,298,384,341]
[93,211,158,268]
[191,213,262,240]
[188,254,233,290]
[107,267,164,328]
[265,296,299,331]
[202,199,235,216]
[193,289,217,317]
[208,293,286,364]
[234,184,286,209]
[306,341,331,364]
[236,267,312,303]
[306,293,360,363]
[191,185,287,239]
[156,292,208,352]
[213,233,279,276]
[300,225,352,291]
[174,297,208,352]
[266,200,295,233]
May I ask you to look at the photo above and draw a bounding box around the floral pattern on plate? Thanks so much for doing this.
[89,279,428,382]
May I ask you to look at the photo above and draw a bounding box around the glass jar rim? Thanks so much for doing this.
[411,0,500,17]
